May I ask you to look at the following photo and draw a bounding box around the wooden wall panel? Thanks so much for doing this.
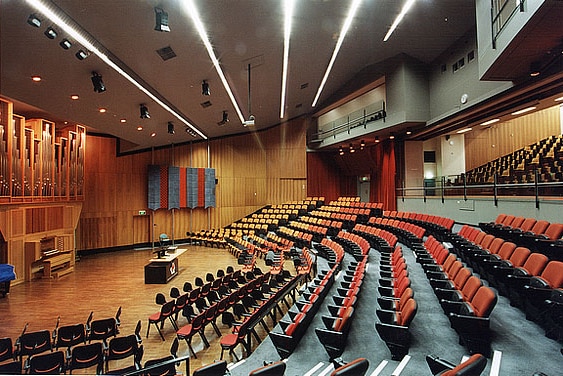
[465,106,561,170]
[8,238,24,284]
[77,117,308,251]
[11,209,24,237]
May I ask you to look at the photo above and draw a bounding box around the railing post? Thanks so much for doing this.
[535,168,540,209]
[441,176,445,204]
[462,173,467,201]
[402,180,405,202]
[493,172,498,207]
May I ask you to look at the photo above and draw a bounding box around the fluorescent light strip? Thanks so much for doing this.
[383,0,416,42]
[182,0,246,124]
[280,0,295,119]
[312,0,362,108]
[456,127,472,134]
[26,0,207,140]
[480,118,500,126]
[511,106,536,115]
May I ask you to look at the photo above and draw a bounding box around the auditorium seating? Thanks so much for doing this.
[315,256,366,359]
[269,265,337,359]
[426,353,487,376]
[248,360,287,376]
[375,247,417,360]
[522,260,563,323]
[330,357,370,376]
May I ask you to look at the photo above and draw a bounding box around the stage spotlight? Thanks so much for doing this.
[91,72,106,93]
[167,122,175,134]
[59,38,72,50]
[27,14,41,28]
[140,104,150,119]
[76,49,89,60]
[202,80,210,96]
[154,7,170,32]
[339,146,344,156]
[375,136,380,143]
[360,140,365,150]
[44,27,58,39]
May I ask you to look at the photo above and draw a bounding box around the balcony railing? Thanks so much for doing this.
[399,170,563,209]
[491,0,525,49]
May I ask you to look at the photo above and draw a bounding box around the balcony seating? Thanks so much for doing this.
[375,297,417,360]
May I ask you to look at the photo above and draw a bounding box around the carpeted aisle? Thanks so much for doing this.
[230,243,562,376]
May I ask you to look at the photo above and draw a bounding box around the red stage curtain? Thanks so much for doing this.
[370,140,397,211]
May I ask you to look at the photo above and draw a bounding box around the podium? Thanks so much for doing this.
[144,248,186,284]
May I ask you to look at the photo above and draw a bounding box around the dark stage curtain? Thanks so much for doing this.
[370,140,397,211]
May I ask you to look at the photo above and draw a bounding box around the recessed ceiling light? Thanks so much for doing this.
[511,106,536,115]
[137,126,143,131]
[480,118,500,126]
[31,75,42,82]
[98,108,107,113]
[151,132,156,137]
[120,119,127,123]
[70,94,79,100]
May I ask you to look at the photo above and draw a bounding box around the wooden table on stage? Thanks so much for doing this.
[144,248,187,284]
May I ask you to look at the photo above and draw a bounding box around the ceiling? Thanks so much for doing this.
[0,1,560,154]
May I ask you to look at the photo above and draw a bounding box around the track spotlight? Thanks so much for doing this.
[339,146,344,156]
[360,140,365,150]
[375,136,380,143]
[202,80,210,96]
[75,49,89,60]
[389,133,395,140]
[91,72,106,93]
[218,110,229,126]
[349,143,355,153]
[140,104,150,119]
[406,128,412,135]
[59,38,72,50]
[44,26,57,39]
[154,8,170,32]
[27,14,41,28]
[185,127,197,137]
[167,122,175,134]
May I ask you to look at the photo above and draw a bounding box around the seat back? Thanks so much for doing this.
[519,218,537,232]
[18,330,52,358]
[539,261,563,288]
[493,214,507,225]
[56,323,86,350]
[496,242,516,260]
[485,238,504,255]
[69,342,104,374]
[507,247,531,268]
[192,360,227,376]
[460,276,482,302]
[89,317,118,342]
[520,252,549,276]
[248,360,287,376]
[440,353,487,376]
[106,335,138,363]
[478,234,495,250]
[397,298,417,326]
[453,268,472,290]
[466,286,497,318]
[330,357,369,376]
[0,337,14,362]
[543,223,563,240]
[28,350,65,375]
[530,220,550,235]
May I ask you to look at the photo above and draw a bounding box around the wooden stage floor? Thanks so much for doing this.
[0,244,275,374]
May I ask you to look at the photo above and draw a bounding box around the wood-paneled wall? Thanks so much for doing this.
[464,106,561,170]
[77,118,308,251]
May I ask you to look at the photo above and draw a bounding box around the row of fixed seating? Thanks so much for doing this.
[383,211,455,242]
[331,199,384,211]
[315,255,368,360]
[186,228,253,248]
[269,265,337,359]
[314,238,345,268]
[333,230,370,260]
[368,217,426,248]
[478,214,563,260]
[265,233,294,250]
[351,224,398,253]
[275,226,313,249]
[292,247,314,276]
[229,221,269,234]
[287,219,329,243]
[447,225,563,339]
[320,205,371,223]
[298,215,344,237]
[416,236,497,357]
[375,246,417,360]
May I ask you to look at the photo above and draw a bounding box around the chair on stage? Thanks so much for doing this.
[147,293,178,341]
[28,350,65,375]
[0,337,22,375]
[143,337,179,376]
[68,342,104,375]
